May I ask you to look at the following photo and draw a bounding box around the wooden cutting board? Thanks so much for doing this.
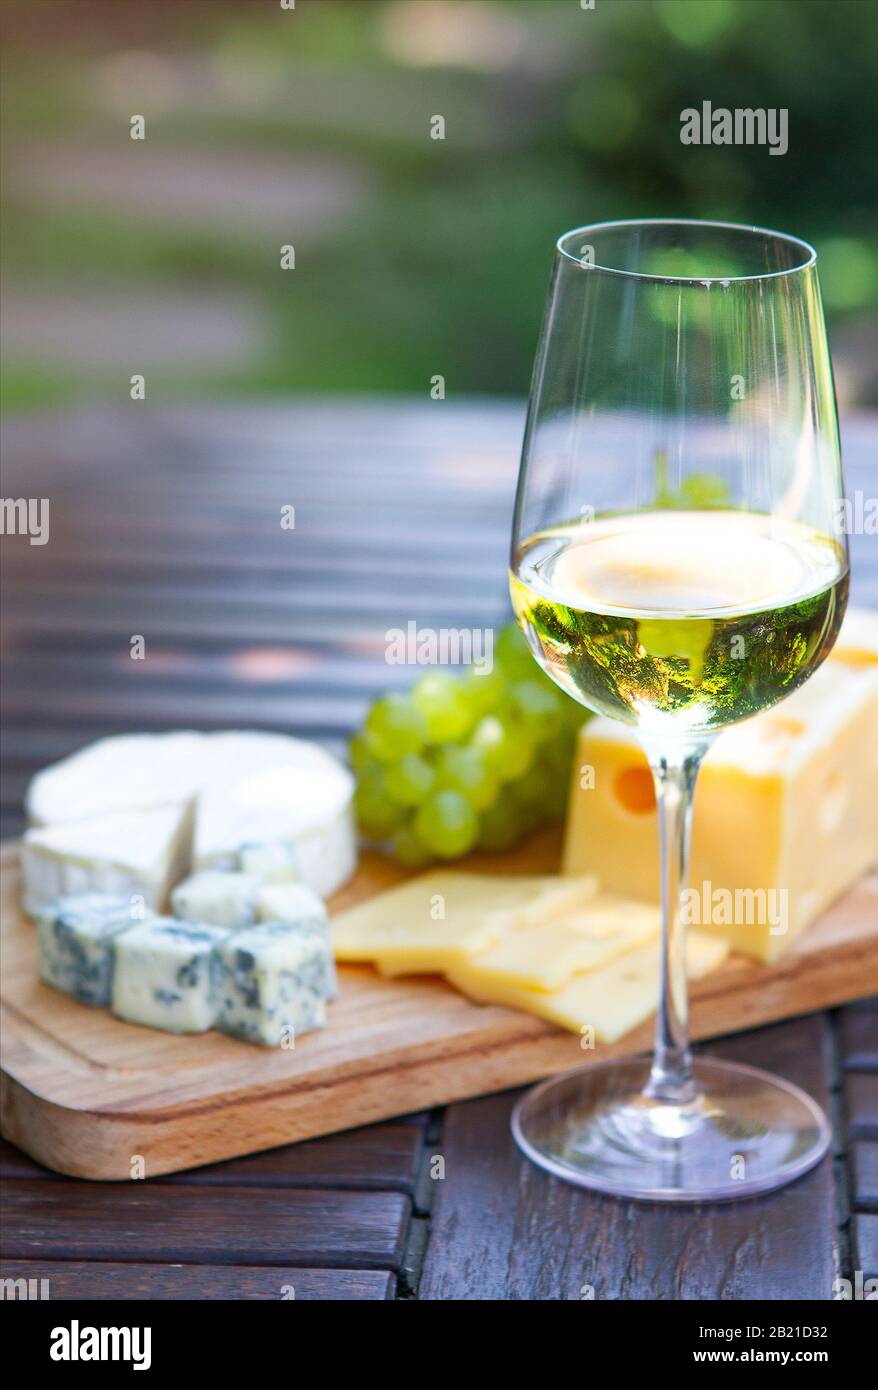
[2,836,876,1180]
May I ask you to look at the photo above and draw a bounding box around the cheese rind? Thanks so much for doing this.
[171,870,262,930]
[112,918,228,1033]
[21,805,191,917]
[447,931,729,1042]
[193,749,356,898]
[25,731,210,826]
[213,922,331,1046]
[36,892,143,1005]
[564,633,878,962]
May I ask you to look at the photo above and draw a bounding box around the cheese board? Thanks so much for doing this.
[2,835,877,1181]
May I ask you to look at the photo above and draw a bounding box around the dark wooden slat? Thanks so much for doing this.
[840,1009,878,1072]
[851,1143,878,1213]
[159,1124,424,1193]
[852,1214,878,1279]
[845,1074,878,1139]
[0,1140,48,1181]
[1,1180,409,1270]
[0,1260,394,1300]
[420,1015,836,1300]
[0,1125,424,1194]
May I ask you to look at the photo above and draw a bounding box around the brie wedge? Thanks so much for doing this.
[21,805,191,917]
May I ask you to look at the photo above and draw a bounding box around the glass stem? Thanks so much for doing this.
[641,741,711,1107]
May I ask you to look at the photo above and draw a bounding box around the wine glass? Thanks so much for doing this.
[509,219,849,1201]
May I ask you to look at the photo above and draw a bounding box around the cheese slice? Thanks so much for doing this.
[21,804,191,916]
[331,872,561,972]
[563,612,878,962]
[419,895,659,992]
[447,931,729,1042]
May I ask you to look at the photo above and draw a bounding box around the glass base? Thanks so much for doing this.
[511,1055,830,1203]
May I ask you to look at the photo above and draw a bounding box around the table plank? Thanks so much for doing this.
[0,1260,394,1300]
[1,1180,409,1269]
[852,1215,878,1280]
[0,1262,394,1301]
[420,1015,837,1300]
[0,1124,424,1194]
[845,1075,878,1139]
[850,1143,878,1213]
[840,1009,878,1072]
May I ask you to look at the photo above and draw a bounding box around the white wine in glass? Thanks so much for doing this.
[509,219,849,1201]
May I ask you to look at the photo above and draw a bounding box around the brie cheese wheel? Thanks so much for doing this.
[21,804,192,917]
[26,731,211,827]
[193,750,356,899]
[24,729,358,904]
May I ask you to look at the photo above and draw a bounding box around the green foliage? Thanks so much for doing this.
[1,0,876,411]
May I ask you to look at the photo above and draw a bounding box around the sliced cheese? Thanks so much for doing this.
[331,872,560,972]
[21,804,191,917]
[447,931,729,1042]
[422,895,659,992]
[564,618,878,963]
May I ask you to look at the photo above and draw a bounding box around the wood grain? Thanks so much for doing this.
[0,1179,410,1268]
[0,1260,395,1300]
[419,1015,838,1300]
[2,837,877,1181]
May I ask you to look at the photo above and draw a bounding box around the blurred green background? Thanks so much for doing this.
[2,0,876,414]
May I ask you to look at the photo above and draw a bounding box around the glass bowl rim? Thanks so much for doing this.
[555,217,817,285]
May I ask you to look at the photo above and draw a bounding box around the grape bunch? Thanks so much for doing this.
[350,623,587,865]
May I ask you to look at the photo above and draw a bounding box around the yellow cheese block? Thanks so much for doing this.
[330,872,562,973]
[410,895,659,992]
[564,609,878,963]
[447,931,729,1042]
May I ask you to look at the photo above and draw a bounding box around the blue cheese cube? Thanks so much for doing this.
[112,918,228,1034]
[213,922,333,1046]
[36,892,143,1005]
[238,841,300,883]
[171,870,261,930]
[256,882,335,998]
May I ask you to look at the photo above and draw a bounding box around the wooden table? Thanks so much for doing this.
[1,400,875,1300]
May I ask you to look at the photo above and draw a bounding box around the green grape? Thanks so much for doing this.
[349,729,381,773]
[365,693,428,760]
[384,753,436,808]
[461,667,504,717]
[414,791,479,858]
[432,745,496,812]
[477,798,524,852]
[391,824,434,868]
[471,714,534,782]
[411,672,473,742]
[509,757,556,812]
[495,622,535,679]
[507,680,563,742]
[353,767,407,838]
